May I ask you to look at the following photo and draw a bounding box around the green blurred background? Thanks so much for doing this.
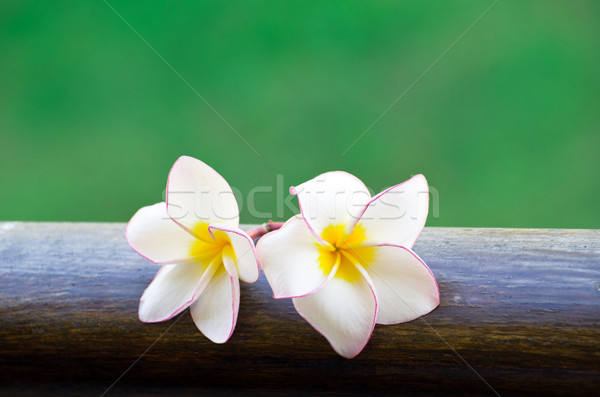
[1,0,598,228]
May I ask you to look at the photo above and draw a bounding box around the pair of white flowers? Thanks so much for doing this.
[126,156,439,358]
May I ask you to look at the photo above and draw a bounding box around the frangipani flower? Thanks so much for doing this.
[126,156,259,343]
[257,172,439,358]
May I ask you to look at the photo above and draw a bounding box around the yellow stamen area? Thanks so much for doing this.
[189,222,234,271]
[317,223,376,283]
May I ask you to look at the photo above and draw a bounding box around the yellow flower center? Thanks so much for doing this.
[317,223,375,283]
[189,222,235,272]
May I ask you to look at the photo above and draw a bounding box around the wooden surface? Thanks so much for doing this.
[0,222,599,396]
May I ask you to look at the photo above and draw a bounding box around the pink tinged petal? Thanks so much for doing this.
[208,223,260,283]
[190,254,240,344]
[349,174,429,249]
[138,259,219,322]
[126,202,198,264]
[257,216,330,299]
[290,171,371,244]
[166,156,239,230]
[366,245,439,325]
[292,267,377,359]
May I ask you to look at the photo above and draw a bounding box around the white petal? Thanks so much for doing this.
[138,261,215,322]
[292,267,377,359]
[126,202,197,264]
[190,256,240,344]
[166,156,239,230]
[208,223,260,283]
[257,216,330,299]
[290,171,371,244]
[366,244,439,325]
[349,174,429,248]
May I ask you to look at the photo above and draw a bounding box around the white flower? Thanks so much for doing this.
[126,156,259,343]
[257,171,439,358]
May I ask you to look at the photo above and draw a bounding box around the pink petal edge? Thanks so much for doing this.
[165,155,240,237]
[344,174,429,248]
[164,156,199,237]
[125,202,198,265]
[221,255,241,343]
[208,223,260,283]
[370,243,440,307]
[289,170,371,247]
[256,216,335,300]
[138,261,218,323]
[292,264,379,359]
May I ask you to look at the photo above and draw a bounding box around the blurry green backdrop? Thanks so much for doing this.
[1,0,598,228]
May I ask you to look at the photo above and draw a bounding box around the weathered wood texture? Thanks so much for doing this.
[0,222,599,396]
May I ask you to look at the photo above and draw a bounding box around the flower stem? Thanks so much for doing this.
[247,221,284,240]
